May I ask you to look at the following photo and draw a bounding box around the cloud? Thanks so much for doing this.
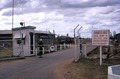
[0,0,28,11]
[1,0,120,16]
[60,0,120,9]
[0,0,120,37]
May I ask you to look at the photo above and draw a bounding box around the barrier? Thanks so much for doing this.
[108,65,120,79]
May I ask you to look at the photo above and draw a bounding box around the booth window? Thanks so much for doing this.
[14,33,26,45]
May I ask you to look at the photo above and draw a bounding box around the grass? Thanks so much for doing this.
[0,47,12,58]
[64,58,120,79]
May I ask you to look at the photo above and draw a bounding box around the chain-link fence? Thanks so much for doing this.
[0,45,13,58]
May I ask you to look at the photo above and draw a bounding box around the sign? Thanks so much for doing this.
[92,30,110,46]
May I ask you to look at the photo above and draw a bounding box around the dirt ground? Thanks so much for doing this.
[54,59,74,79]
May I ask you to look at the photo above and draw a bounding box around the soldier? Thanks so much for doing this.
[38,39,43,58]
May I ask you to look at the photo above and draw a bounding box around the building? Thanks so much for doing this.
[35,30,55,46]
[115,33,120,44]
[56,36,74,44]
[0,26,55,56]
[0,27,55,47]
[0,30,12,47]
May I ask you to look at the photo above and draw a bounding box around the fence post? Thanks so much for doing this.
[35,48,38,56]
[42,47,45,54]
[55,45,57,51]
[60,45,62,50]
[83,44,87,57]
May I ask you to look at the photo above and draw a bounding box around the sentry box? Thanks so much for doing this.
[12,26,36,57]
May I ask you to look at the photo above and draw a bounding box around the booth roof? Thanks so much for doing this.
[0,30,54,35]
[12,26,36,30]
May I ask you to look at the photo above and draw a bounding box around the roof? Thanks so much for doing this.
[0,30,54,35]
[0,30,12,34]
[12,26,36,30]
[35,30,55,35]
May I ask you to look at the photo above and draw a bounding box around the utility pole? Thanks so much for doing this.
[12,0,14,56]
[12,0,14,29]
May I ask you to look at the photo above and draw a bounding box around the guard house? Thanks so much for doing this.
[12,26,36,56]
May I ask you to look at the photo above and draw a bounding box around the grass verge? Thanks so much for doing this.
[64,58,120,79]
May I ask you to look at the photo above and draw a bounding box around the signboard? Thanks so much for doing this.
[92,30,110,46]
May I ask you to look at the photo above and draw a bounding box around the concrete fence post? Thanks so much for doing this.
[69,44,71,48]
[55,45,57,51]
[42,47,45,54]
[48,46,50,53]
[83,44,87,57]
[63,44,65,49]
[60,45,62,50]
[35,48,38,56]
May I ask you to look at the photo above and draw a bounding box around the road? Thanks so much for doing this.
[0,47,75,79]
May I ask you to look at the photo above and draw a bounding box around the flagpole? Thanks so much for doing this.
[12,0,14,56]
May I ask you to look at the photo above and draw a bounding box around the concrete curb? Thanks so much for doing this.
[0,57,25,62]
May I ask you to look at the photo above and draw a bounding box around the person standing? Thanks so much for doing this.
[38,39,43,58]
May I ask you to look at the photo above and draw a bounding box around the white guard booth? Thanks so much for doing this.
[12,26,36,56]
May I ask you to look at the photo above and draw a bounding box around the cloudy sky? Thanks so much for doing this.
[0,0,120,37]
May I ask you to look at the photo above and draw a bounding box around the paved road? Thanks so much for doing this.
[0,47,75,79]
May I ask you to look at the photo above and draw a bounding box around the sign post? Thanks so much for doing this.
[92,30,109,65]
[100,46,102,65]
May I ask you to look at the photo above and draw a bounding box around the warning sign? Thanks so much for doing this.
[92,30,110,46]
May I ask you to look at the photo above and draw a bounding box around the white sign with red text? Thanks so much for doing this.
[92,30,110,46]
